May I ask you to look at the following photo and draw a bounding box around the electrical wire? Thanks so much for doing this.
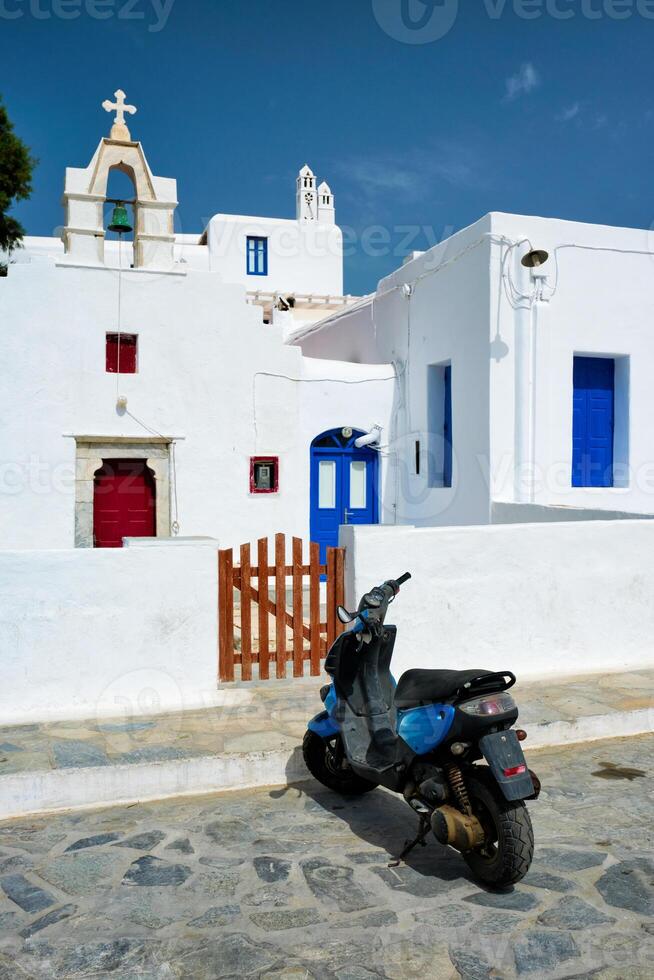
[111,224,180,535]
[543,241,654,301]
[124,409,181,535]
[251,369,398,442]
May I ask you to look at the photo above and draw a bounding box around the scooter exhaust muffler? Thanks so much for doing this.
[431,805,485,853]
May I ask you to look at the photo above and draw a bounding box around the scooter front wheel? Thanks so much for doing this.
[302,731,379,796]
[462,772,534,888]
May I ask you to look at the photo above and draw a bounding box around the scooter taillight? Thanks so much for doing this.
[459,692,516,717]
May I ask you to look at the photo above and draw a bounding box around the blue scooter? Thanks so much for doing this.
[304,573,540,888]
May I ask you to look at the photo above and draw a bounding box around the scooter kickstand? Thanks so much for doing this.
[388,816,431,867]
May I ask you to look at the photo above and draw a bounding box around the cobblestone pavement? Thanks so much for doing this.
[1,669,652,778]
[0,734,652,979]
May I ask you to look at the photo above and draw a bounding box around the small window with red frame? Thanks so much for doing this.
[250,457,279,494]
[106,333,138,373]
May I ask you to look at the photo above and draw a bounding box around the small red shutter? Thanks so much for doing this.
[106,334,137,373]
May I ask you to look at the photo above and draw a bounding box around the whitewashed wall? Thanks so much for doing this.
[0,546,220,725]
[341,521,654,681]
[298,211,654,526]
[297,218,494,528]
[207,214,343,297]
[488,212,654,515]
[0,252,393,551]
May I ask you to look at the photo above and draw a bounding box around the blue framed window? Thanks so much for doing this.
[443,364,452,488]
[247,236,268,276]
[428,362,453,488]
[572,356,615,488]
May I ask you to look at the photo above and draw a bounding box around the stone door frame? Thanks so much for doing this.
[74,436,172,548]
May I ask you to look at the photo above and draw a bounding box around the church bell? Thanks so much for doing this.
[108,202,132,234]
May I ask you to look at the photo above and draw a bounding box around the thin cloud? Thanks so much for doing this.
[504,63,541,102]
[336,145,477,208]
[556,102,581,123]
[347,160,421,198]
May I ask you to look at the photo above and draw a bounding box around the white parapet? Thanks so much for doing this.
[340,519,654,681]
[0,545,220,725]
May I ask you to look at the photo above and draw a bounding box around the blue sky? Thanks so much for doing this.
[3,0,654,294]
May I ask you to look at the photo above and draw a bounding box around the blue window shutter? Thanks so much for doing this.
[246,236,268,277]
[572,357,614,488]
[443,365,453,488]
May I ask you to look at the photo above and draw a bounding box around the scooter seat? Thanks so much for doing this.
[394,668,497,709]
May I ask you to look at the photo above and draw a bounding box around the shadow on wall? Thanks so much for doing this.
[491,501,654,523]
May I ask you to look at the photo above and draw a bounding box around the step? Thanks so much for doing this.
[1,668,652,821]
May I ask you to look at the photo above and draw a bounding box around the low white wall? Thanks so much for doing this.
[341,521,654,681]
[0,546,219,725]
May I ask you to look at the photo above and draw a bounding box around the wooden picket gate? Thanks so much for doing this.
[218,533,346,682]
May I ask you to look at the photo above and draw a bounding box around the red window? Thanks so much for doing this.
[106,333,138,373]
[250,457,279,494]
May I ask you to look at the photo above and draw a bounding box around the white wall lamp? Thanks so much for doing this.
[521,248,550,302]
[355,425,383,449]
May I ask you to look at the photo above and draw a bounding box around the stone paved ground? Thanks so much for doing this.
[0,734,652,979]
[1,668,652,778]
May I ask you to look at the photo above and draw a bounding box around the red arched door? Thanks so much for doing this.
[93,459,156,548]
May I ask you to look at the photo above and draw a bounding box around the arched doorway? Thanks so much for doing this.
[310,429,379,563]
[93,459,156,548]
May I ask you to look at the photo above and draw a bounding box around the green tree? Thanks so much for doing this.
[0,97,37,273]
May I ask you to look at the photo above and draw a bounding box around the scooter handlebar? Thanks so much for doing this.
[395,572,411,587]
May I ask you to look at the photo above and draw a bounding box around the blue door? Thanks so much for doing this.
[310,429,379,563]
[572,356,615,488]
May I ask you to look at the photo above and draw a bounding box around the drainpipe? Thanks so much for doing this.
[514,246,534,503]
[514,246,550,503]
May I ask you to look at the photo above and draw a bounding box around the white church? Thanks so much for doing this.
[2,89,653,562]
[0,91,394,561]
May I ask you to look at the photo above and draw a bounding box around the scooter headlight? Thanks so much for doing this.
[459,692,516,717]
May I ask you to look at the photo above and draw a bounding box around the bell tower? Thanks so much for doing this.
[60,90,179,271]
[296,164,317,222]
[317,181,335,225]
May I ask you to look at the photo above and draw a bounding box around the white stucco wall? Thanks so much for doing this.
[0,247,394,551]
[341,521,654,682]
[296,217,495,528]
[0,546,219,724]
[488,212,654,515]
[297,211,654,527]
[206,214,343,297]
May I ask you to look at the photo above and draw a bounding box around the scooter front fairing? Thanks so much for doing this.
[308,626,457,790]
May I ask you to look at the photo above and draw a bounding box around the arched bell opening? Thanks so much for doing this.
[104,165,136,267]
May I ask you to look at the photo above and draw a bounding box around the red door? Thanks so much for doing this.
[93,459,156,548]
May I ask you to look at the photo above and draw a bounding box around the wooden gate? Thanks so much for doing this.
[218,533,346,682]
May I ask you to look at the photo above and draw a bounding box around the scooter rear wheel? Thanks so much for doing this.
[461,772,534,888]
[302,731,379,796]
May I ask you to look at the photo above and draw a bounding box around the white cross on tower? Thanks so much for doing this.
[102,89,137,142]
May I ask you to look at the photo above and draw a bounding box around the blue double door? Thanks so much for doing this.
[310,429,379,563]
